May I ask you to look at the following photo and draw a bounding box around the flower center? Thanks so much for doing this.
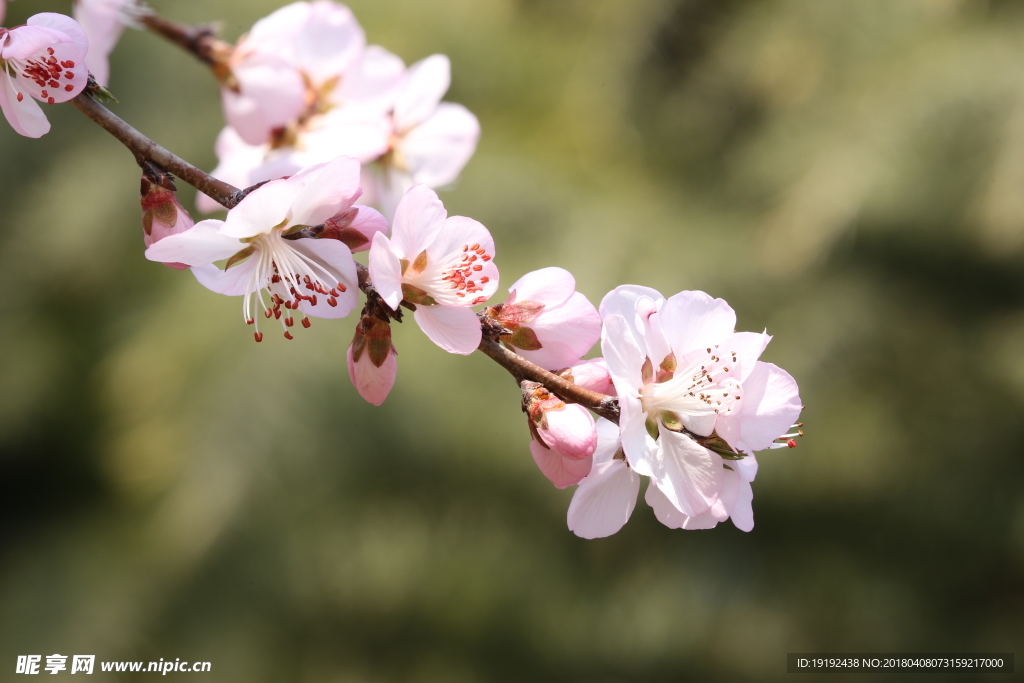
[404,242,492,306]
[241,232,347,341]
[640,347,742,420]
[10,48,78,104]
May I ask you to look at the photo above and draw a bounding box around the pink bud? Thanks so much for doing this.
[565,358,615,396]
[347,310,397,406]
[141,165,194,270]
[536,403,597,460]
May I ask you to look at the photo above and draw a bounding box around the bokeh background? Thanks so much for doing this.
[2,0,1023,680]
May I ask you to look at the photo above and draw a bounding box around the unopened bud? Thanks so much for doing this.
[525,385,597,461]
[347,308,397,406]
[141,163,194,270]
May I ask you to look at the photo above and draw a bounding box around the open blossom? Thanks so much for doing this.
[73,0,145,86]
[362,54,480,218]
[524,383,597,489]
[145,156,385,340]
[595,285,801,527]
[486,267,601,371]
[197,2,405,213]
[347,304,397,405]
[0,13,88,138]
[368,184,497,354]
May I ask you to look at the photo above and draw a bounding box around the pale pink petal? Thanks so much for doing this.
[717,362,802,454]
[2,25,69,60]
[347,340,397,406]
[654,426,723,517]
[291,0,364,83]
[368,232,403,310]
[413,304,481,355]
[0,73,49,138]
[390,184,447,259]
[618,394,656,479]
[601,313,646,395]
[657,290,737,357]
[222,62,305,146]
[344,205,388,253]
[331,44,405,115]
[591,417,622,466]
[734,454,758,482]
[517,291,601,371]
[28,13,88,53]
[144,220,242,266]
[299,114,390,164]
[220,176,303,239]
[536,403,596,460]
[646,481,692,529]
[567,459,640,539]
[393,54,449,132]
[598,284,665,325]
[190,260,257,296]
[507,267,575,308]
[529,440,592,489]
[400,102,480,188]
[569,359,615,396]
[289,238,359,319]
[729,478,755,532]
[244,2,310,49]
[287,156,361,228]
[73,1,124,86]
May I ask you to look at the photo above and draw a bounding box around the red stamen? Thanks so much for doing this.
[254,332,264,342]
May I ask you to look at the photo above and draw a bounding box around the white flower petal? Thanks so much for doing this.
[144,221,241,267]
[368,232,404,310]
[658,290,736,357]
[567,460,639,539]
[394,53,450,132]
[413,304,481,355]
[401,102,480,188]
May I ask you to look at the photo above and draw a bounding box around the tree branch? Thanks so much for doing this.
[69,81,620,423]
[70,84,238,207]
[139,14,236,86]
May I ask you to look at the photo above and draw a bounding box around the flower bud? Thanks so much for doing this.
[524,383,597,488]
[487,267,601,371]
[347,307,398,406]
[141,163,194,270]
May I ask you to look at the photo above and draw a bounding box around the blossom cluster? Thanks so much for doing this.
[197,0,479,220]
[3,0,804,540]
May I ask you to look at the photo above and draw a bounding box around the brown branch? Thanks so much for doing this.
[69,81,620,422]
[71,84,238,207]
[139,14,236,86]
[478,337,620,423]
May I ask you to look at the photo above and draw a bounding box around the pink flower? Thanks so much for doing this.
[486,267,601,371]
[220,1,401,150]
[146,156,382,341]
[524,383,597,488]
[362,54,480,217]
[140,166,194,270]
[368,184,498,354]
[0,13,88,138]
[595,285,802,526]
[347,305,397,405]
[72,0,144,87]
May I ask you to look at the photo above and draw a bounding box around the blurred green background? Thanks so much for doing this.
[2,0,1023,680]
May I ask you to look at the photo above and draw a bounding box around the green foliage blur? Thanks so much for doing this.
[2,0,1023,680]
